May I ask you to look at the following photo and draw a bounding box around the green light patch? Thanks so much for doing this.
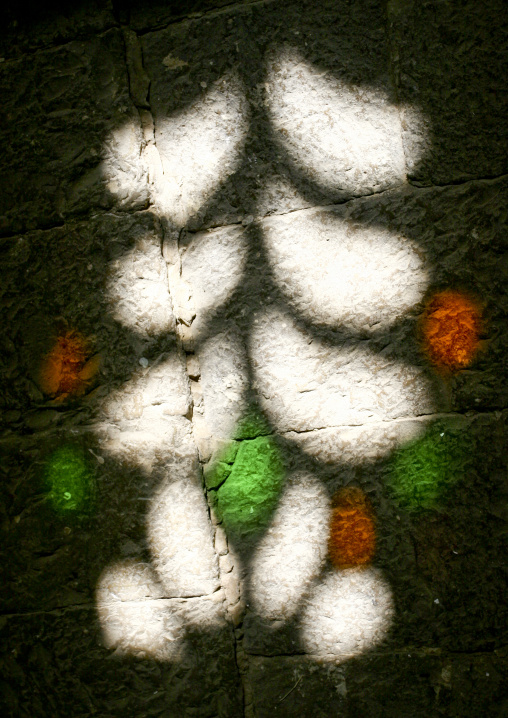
[215,435,285,538]
[386,421,469,511]
[232,409,272,440]
[44,445,94,514]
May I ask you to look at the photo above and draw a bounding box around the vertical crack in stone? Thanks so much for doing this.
[166,225,249,711]
[122,27,151,110]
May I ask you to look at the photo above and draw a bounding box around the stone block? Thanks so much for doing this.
[0,1,114,59]
[389,0,508,184]
[141,0,404,229]
[0,603,242,717]
[0,211,180,423]
[247,650,507,718]
[0,29,148,235]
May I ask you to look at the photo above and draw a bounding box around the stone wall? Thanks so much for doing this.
[1,1,507,716]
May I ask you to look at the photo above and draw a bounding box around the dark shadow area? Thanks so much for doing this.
[1,0,507,716]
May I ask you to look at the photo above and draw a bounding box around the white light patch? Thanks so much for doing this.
[266,47,407,195]
[300,567,394,660]
[101,120,149,209]
[102,352,191,423]
[147,474,220,597]
[197,329,249,442]
[106,235,174,336]
[250,308,435,438]
[262,209,428,330]
[96,559,184,660]
[181,224,248,337]
[399,102,432,177]
[154,73,248,226]
[250,472,330,620]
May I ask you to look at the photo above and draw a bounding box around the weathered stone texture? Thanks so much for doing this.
[128,0,252,32]
[1,0,507,715]
[147,471,220,597]
[182,178,508,453]
[248,650,508,717]
[0,211,178,422]
[248,472,330,622]
[140,0,404,229]
[0,415,195,614]
[0,29,147,236]
[247,656,347,717]
[261,207,427,331]
[250,306,437,431]
[389,0,508,185]
[0,1,115,59]
[0,604,243,717]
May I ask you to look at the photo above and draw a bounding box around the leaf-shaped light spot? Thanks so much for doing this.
[147,472,220,597]
[300,567,394,660]
[262,208,428,330]
[215,434,285,540]
[250,471,330,620]
[266,47,406,197]
[154,73,248,226]
[96,559,184,661]
[44,445,95,515]
[250,308,436,444]
[421,290,482,371]
[180,224,249,338]
[328,487,376,568]
[105,235,175,336]
[386,418,471,511]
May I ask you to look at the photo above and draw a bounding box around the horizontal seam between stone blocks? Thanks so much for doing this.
[247,647,504,659]
[279,410,505,436]
[0,207,159,242]
[190,184,409,234]
[134,0,279,37]
[175,172,508,235]
[0,23,122,64]
[408,172,508,190]
[0,593,224,619]
[0,408,503,450]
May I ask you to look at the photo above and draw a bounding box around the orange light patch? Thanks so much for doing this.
[421,290,482,372]
[328,487,376,569]
[39,331,99,400]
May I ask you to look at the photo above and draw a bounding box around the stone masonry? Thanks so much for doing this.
[0,1,507,716]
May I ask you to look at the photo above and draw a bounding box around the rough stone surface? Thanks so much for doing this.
[250,305,437,432]
[0,1,114,59]
[0,604,243,717]
[128,0,253,32]
[389,0,508,185]
[261,206,427,331]
[140,0,405,229]
[248,650,508,718]
[147,471,220,597]
[0,211,180,421]
[1,0,507,716]
[248,472,330,621]
[182,178,508,446]
[0,29,148,236]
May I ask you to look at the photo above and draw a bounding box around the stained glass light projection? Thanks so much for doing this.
[214,434,285,539]
[39,330,100,401]
[43,445,95,515]
[386,420,470,511]
[91,40,483,673]
[328,487,376,569]
[421,290,482,372]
